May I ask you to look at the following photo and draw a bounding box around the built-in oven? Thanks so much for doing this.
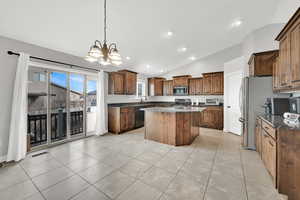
[173,86,188,96]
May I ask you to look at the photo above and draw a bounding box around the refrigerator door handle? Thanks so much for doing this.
[239,81,243,115]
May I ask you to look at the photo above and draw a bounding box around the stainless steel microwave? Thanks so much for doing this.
[173,86,188,96]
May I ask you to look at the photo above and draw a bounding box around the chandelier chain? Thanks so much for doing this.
[104,0,107,43]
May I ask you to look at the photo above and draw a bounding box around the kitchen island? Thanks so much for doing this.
[144,107,206,146]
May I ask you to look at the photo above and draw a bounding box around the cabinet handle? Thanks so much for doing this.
[264,126,269,130]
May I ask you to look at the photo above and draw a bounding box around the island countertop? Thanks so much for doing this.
[142,106,206,113]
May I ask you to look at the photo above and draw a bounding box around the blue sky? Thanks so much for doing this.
[51,72,96,93]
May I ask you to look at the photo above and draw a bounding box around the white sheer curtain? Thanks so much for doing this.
[95,70,107,136]
[6,53,30,162]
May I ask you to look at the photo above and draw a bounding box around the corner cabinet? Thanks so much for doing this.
[275,8,300,92]
[202,72,224,95]
[108,72,124,95]
[148,77,165,96]
[108,70,137,95]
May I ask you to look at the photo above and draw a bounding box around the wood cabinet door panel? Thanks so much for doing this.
[126,72,137,95]
[203,74,212,94]
[255,118,262,155]
[279,35,292,88]
[188,79,196,95]
[291,22,300,87]
[196,78,203,95]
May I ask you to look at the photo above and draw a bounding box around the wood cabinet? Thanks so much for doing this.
[275,8,300,92]
[248,50,279,77]
[189,78,203,95]
[277,128,300,200]
[211,72,224,94]
[202,73,212,94]
[163,80,173,96]
[256,117,277,187]
[273,56,280,91]
[255,117,262,156]
[172,75,191,87]
[108,72,124,94]
[202,72,224,95]
[108,70,137,95]
[148,77,165,96]
[199,106,223,130]
[119,70,137,95]
[108,106,135,134]
[261,128,277,186]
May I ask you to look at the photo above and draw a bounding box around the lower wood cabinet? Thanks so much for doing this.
[108,107,135,134]
[199,106,223,130]
[256,117,277,187]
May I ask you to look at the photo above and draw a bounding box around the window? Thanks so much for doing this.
[137,80,146,97]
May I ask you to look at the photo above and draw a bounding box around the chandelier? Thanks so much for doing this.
[85,0,122,66]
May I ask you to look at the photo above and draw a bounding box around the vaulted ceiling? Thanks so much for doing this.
[0,0,280,74]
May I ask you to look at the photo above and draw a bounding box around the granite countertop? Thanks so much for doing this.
[259,114,300,130]
[108,102,175,108]
[142,106,206,113]
[108,102,223,108]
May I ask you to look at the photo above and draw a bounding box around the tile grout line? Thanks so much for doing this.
[239,148,249,200]
[201,137,221,200]
[18,163,47,200]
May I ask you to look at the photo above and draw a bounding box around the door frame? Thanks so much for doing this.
[28,61,97,151]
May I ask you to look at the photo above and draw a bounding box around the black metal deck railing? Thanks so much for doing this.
[27,111,84,146]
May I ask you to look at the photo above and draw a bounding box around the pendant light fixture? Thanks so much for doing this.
[85,0,122,66]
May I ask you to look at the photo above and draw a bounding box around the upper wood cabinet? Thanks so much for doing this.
[211,72,224,95]
[108,72,124,95]
[163,80,173,96]
[275,8,300,92]
[202,72,224,95]
[148,77,165,96]
[172,75,191,87]
[119,70,137,95]
[189,78,203,95]
[273,56,280,91]
[202,73,212,94]
[108,70,137,95]
[248,50,279,77]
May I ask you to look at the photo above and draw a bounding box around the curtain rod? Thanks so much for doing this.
[7,50,101,72]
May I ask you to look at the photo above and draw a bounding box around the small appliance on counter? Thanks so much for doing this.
[289,97,300,114]
[283,112,300,128]
[205,98,220,106]
[264,97,290,115]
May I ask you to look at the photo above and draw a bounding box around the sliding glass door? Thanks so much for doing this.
[50,71,68,143]
[69,73,85,138]
[27,67,95,149]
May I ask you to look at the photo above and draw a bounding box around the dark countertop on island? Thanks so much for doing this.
[259,114,300,130]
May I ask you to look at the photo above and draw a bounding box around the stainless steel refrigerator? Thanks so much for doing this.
[239,77,289,150]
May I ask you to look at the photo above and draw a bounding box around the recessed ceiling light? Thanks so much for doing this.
[146,65,151,69]
[189,56,196,61]
[125,56,131,60]
[167,31,173,36]
[178,47,187,53]
[160,69,164,73]
[231,19,242,28]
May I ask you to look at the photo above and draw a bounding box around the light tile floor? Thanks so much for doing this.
[0,128,282,200]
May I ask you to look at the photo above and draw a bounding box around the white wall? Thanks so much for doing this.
[162,44,242,80]
[242,23,284,76]
[272,0,300,23]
